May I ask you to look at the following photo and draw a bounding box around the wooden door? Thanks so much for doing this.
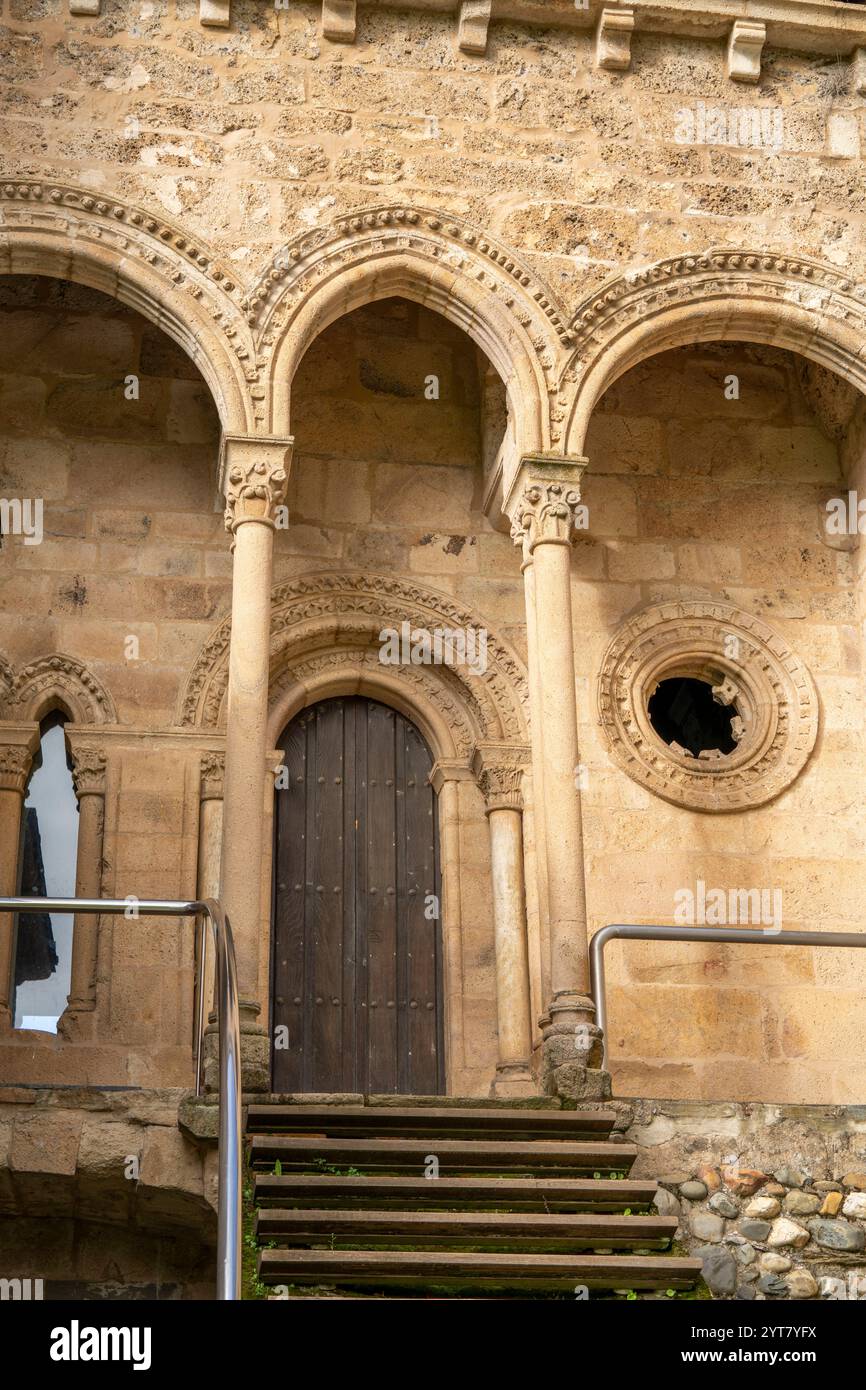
[272,696,443,1094]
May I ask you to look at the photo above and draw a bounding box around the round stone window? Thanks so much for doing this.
[597,602,819,812]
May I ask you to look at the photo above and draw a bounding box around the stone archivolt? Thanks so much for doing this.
[0,180,256,435]
[252,205,569,455]
[180,573,529,758]
[597,601,819,813]
[0,654,116,726]
[7,178,866,470]
[565,249,866,453]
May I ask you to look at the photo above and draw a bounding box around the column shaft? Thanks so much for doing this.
[488,805,533,1074]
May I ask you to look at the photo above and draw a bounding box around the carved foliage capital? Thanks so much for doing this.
[0,725,40,793]
[472,742,530,812]
[201,749,225,799]
[70,746,107,796]
[221,436,293,533]
[508,456,588,562]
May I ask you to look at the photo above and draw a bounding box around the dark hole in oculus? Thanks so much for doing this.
[647,677,738,758]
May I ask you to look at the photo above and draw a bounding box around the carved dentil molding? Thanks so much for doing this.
[597,600,819,813]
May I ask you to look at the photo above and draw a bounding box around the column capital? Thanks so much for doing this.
[471,742,530,813]
[220,434,294,534]
[0,722,40,794]
[66,738,107,797]
[200,749,225,800]
[505,455,589,563]
[429,758,473,795]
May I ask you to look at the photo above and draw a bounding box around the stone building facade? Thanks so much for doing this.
[3,0,866,1143]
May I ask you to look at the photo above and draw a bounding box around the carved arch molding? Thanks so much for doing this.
[0,653,116,725]
[179,573,529,760]
[5,181,866,460]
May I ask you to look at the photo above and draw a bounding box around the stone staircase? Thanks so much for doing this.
[247,1100,703,1299]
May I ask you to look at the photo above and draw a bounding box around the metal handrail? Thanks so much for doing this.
[0,895,241,1301]
[590,922,866,1072]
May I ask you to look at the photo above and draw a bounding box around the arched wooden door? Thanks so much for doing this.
[271,696,444,1094]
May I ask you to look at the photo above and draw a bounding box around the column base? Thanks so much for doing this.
[539,992,610,1100]
[490,1061,538,1098]
[204,996,270,1094]
[57,1000,97,1042]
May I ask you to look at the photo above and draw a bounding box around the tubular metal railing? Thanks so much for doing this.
[0,895,241,1301]
[590,922,866,1071]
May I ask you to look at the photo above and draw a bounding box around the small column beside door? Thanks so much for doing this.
[472,742,535,1096]
[506,455,608,1099]
[0,724,40,1029]
[218,434,293,1091]
[60,735,108,1038]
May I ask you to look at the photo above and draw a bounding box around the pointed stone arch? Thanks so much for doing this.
[179,572,529,761]
[5,654,117,725]
[0,180,258,435]
[248,206,573,462]
[563,249,866,455]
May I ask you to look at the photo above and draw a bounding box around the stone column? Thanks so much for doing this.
[197,750,223,1091]
[218,435,292,1091]
[472,743,535,1097]
[0,724,40,1029]
[60,738,107,1037]
[506,455,608,1100]
[430,759,473,1089]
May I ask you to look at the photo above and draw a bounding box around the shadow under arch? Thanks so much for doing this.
[564,249,866,455]
[0,181,257,437]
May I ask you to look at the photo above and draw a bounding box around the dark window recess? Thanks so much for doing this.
[648,677,738,758]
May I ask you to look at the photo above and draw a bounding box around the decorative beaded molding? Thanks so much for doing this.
[596,7,634,72]
[179,573,529,755]
[0,654,116,725]
[597,601,819,813]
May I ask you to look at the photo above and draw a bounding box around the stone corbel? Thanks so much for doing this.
[727,20,766,84]
[457,1,492,56]
[323,0,357,43]
[220,435,294,534]
[505,455,588,564]
[471,743,530,813]
[200,0,231,27]
[69,0,101,14]
[596,7,634,73]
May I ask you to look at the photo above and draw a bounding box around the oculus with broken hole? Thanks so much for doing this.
[597,601,819,812]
